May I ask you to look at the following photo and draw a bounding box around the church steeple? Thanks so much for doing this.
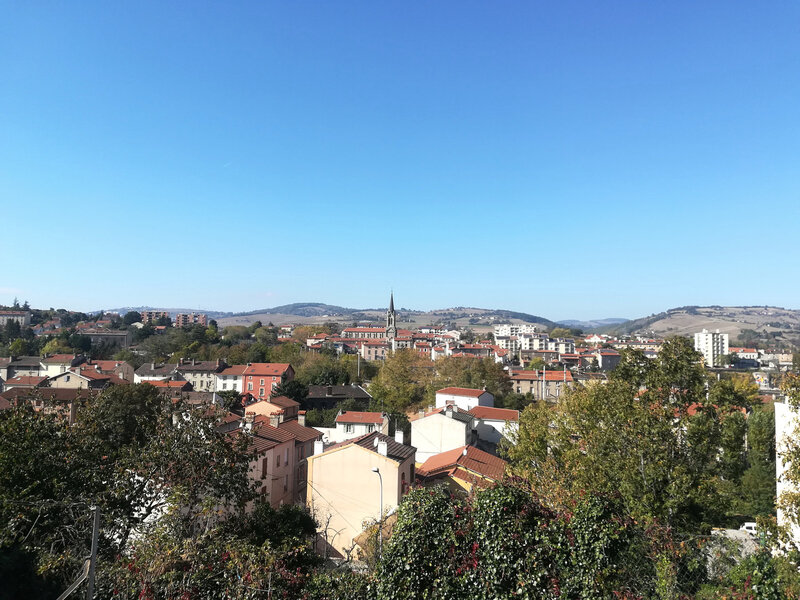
[386,292,397,340]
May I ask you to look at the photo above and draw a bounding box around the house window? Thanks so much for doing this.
[248,382,253,391]
[260,379,264,386]
[261,457,268,479]
[285,448,289,464]
[222,383,227,390]
[283,474,289,492]
[65,375,70,382]
[367,424,374,432]
[345,424,353,433]
[259,388,264,397]
[276,454,281,467]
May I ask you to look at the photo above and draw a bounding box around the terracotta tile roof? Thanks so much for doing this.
[218,365,247,376]
[467,406,519,421]
[41,354,78,363]
[342,327,385,333]
[335,411,384,425]
[4,376,47,386]
[252,421,296,444]
[86,360,126,371]
[436,387,487,398]
[0,388,95,402]
[510,370,574,382]
[268,395,299,409]
[278,419,322,443]
[417,446,506,481]
[242,363,291,377]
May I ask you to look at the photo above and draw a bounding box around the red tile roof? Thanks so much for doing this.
[417,445,506,481]
[335,411,384,425]
[242,363,291,377]
[218,365,247,376]
[510,370,574,382]
[4,376,47,386]
[41,354,77,363]
[278,419,322,443]
[467,406,519,421]
[436,387,487,398]
[268,395,299,409]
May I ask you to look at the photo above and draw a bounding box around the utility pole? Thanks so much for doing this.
[86,506,100,600]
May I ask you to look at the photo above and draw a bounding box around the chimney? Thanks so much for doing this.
[377,440,388,456]
[269,412,282,428]
[326,385,333,396]
[394,429,404,445]
[297,410,306,427]
[446,405,453,419]
[313,440,324,455]
[243,412,255,433]
[418,408,424,419]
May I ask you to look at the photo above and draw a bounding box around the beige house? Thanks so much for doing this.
[510,369,574,401]
[306,431,416,558]
[176,359,225,392]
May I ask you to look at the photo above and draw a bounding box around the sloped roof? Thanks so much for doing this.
[242,363,292,377]
[41,354,79,363]
[4,376,47,386]
[278,419,322,443]
[335,411,384,424]
[467,406,519,422]
[510,370,574,383]
[417,445,506,481]
[324,431,415,464]
[218,365,247,376]
[268,395,299,409]
[436,387,487,398]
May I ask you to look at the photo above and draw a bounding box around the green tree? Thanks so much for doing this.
[122,310,142,325]
[505,337,733,532]
[369,349,432,413]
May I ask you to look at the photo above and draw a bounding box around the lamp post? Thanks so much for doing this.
[371,466,383,560]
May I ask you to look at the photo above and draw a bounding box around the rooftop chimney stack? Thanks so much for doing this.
[313,440,324,455]
[377,440,388,456]
[298,410,306,427]
[394,429,404,445]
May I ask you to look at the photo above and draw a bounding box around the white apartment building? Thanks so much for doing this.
[494,324,539,338]
[0,311,31,328]
[694,329,729,367]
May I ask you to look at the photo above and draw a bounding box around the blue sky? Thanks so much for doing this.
[1,2,799,320]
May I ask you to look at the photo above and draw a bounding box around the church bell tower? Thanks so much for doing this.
[385,292,397,341]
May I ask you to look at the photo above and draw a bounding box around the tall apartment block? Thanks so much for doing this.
[694,329,729,367]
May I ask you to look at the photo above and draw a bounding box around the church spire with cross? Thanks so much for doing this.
[386,291,397,340]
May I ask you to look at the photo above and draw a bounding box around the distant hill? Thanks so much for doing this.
[232,303,358,318]
[596,305,800,346]
[217,304,557,330]
[105,306,233,318]
[557,318,629,330]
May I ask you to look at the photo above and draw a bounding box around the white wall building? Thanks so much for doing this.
[694,329,729,367]
[315,411,389,444]
[775,399,800,547]
[411,406,476,463]
[493,324,539,338]
[435,387,494,411]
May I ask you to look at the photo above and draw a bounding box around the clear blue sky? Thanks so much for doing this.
[1,2,799,320]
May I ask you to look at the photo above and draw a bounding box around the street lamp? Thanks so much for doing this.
[371,466,383,560]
